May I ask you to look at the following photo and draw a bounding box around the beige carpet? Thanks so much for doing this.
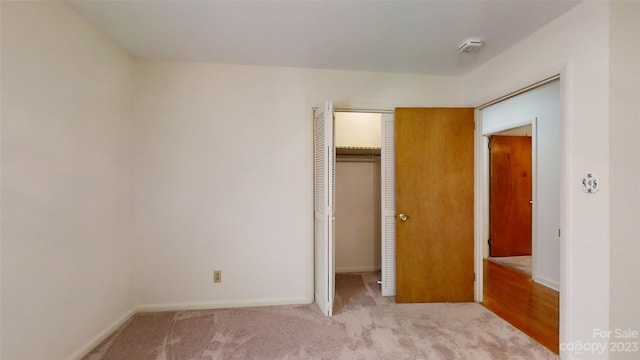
[488,256,532,276]
[84,272,556,359]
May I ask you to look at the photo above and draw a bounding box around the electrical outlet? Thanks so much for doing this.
[213,270,222,283]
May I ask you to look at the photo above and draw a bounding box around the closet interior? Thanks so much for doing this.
[334,112,382,273]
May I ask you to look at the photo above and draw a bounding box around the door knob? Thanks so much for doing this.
[398,214,408,222]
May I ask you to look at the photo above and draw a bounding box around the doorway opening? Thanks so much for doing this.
[478,78,561,353]
[480,79,560,290]
[314,105,476,315]
[334,112,382,274]
[487,124,533,276]
[312,105,396,316]
[333,112,383,313]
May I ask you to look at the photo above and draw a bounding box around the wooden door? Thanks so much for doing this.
[489,135,532,257]
[395,108,475,303]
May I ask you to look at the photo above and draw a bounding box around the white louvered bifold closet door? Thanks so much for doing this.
[381,113,396,296]
[313,101,335,316]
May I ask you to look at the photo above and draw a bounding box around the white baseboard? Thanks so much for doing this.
[336,266,380,273]
[533,275,560,291]
[136,297,312,313]
[66,308,136,360]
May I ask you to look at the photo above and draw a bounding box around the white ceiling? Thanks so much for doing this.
[66,0,581,76]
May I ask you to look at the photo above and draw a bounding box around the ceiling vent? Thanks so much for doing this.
[457,40,483,54]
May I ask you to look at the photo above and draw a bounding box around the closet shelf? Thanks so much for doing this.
[336,146,381,156]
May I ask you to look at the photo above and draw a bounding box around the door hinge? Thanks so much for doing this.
[558,228,561,237]
[487,238,492,246]
[487,141,492,151]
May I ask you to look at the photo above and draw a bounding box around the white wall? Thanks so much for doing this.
[482,80,561,290]
[335,158,381,273]
[465,2,612,358]
[132,60,463,309]
[609,2,640,359]
[1,2,134,360]
[335,112,382,148]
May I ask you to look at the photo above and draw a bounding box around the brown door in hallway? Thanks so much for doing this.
[489,135,532,257]
[395,108,475,303]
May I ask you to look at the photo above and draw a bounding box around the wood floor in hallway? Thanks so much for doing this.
[482,259,560,354]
